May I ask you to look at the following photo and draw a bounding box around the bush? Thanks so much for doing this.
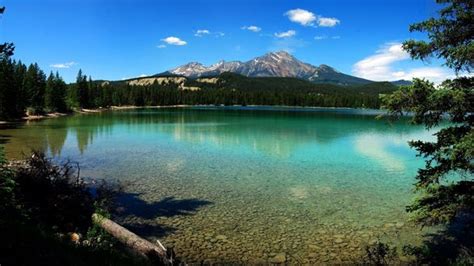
[0,150,148,265]
[362,240,398,265]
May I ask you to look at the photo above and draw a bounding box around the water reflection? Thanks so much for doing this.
[0,107,427,161]
[354,134,407,172]
[0,107,436,263]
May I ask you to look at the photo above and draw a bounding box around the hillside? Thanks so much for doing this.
[164,51,408,86]
[95,72,399,109]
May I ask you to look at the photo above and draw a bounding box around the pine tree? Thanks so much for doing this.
[0,59,17,119]
[13,60,27,116]
[45,72,67,112]
[383,0,473,226]
[75,69,89,109]
[23,63,46,115]
[45,72,55,111]
[54,72,68,112]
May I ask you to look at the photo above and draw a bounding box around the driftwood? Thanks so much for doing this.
[92,213,175,265]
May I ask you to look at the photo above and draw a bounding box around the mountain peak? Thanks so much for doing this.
[272,50,292,56]
[318,64,337,72]
[263,51,295,61]
[182,62,204,67]
[170,61,207,76]
[167,52,372,85]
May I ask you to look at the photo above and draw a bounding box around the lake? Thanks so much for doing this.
[0,106,436,263]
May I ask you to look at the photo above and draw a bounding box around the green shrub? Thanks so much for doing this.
[0,150,148,265]
[363,240,398,265]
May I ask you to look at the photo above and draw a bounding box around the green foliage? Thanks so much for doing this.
[0,56,401,121]
[13,152,95,232]
[83,72,397,109]
[383,0,474,228]
[45,72,68,112]
[0,151,147,265]
[0,59,28,119]
[75,69,90,109]
[383,78,473,226]
[23,63,47,115]
[0,59,400,120]
[0,59,18,119]
[363,240,398,265]
[403,0,473,73]
[0,42,14,59]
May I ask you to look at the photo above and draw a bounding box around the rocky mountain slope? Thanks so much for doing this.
[164,51,389,86]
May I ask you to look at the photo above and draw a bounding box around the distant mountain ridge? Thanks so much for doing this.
[162,51,410,86]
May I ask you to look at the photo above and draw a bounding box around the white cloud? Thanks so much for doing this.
[285,8,340,27]
[161,36,187,46]
[50,61,77,69]
[194,30,224,37]
[315,35,340,40]
[285,9,316,26]
[241,25,261,32]
[391,68,453,82]
[318,17,340,27]
[157,44,166,48]
[194,29,210,37]
[274,30,296,38]
[353,42,452,83]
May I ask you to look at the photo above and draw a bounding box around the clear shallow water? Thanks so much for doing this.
[1,107,436,263]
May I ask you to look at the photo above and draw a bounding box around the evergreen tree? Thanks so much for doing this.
[75,69,89,109]
[45,72,55,111]
[13,60,27,116]
[45,72,67,112]
[383,0,473,226]
[0,59,17,119]
[23,63,46,114]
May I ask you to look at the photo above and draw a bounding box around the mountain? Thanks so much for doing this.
[166,51,375,85]
[110,71,400,109]
[390,79,413,86]
[189,72,399,95]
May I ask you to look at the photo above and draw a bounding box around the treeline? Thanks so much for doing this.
[91,73,395,109]
[0,59,396,120]
[0,59,68,119]
[0,58,99,119]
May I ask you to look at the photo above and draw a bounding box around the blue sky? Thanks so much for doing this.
[1,0,454,83]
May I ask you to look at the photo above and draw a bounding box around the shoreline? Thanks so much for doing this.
[0,104,382,124]
[0,108,108,124]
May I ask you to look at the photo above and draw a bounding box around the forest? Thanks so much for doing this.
[0,59,399,120]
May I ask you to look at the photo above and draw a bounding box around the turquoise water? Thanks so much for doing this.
[0,107,436,263]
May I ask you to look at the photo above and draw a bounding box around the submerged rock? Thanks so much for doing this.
[383,223,395,229]
[269,253,286,264]
[215,235,228,241]
[395,222,405,229]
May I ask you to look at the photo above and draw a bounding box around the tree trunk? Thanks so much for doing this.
[92,213,174,264]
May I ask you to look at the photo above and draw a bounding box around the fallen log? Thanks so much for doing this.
[92,213,174,264]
